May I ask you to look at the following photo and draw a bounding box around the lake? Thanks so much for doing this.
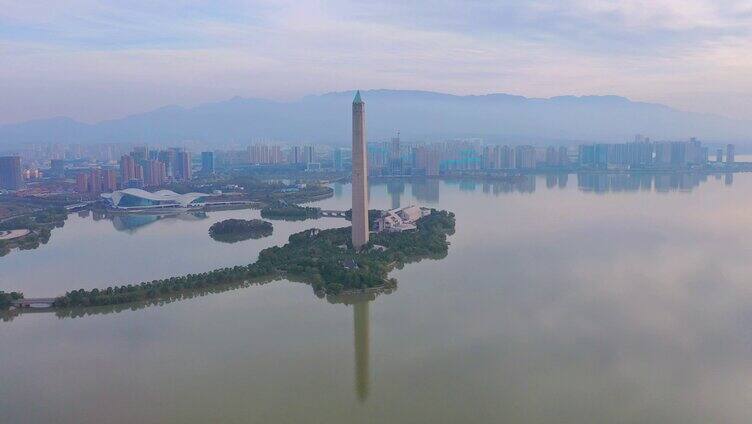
[2,173,752,423]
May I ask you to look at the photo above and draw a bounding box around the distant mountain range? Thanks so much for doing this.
[1,89,750,146]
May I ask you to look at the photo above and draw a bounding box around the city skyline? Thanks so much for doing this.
[7,3,752,423]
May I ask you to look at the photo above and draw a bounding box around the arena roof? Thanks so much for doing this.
[101,189,207,208]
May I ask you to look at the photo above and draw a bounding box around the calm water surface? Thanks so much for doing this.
[2,173,752,423]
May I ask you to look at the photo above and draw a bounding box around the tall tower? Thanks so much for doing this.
[352,91,369,249]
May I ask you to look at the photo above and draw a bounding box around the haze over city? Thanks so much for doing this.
[4,0,752,125]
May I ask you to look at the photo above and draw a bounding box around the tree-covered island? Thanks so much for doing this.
[47,209,455,309]
[260,202,322,221]
[209,219,273,243]
[0,206,68,257]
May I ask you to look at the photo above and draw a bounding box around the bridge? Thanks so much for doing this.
[65,202,94,212]
[10,298,56,309]
[321,209,348,218]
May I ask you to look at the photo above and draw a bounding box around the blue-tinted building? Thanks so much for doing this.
[201,151,215,173]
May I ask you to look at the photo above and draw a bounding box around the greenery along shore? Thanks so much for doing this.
[0,292,24,310]
[50,210,455,309]
[209,219,273,243]
[0,207,68,257]
[260,203,322,221]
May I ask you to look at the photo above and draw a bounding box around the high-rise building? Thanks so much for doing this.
[249,144,271,164]
[143,160,166,187]
[727,144,735,164]
[88,168,101,194]
[499,145,514,169]
[134,164,144,181]
[716,148,723,163]
[670,141,688,166]
[131,146,149,163]
[558,146,570,166]
[351,91,369,250]
[687,137,702,165]
[411,145,441,176]
[367,142,388,174]
[333,148,344,171]
[0,156,23,190]
[515,146,536,169]
[545,146,558,166]
[120,155,136,184]
[270,145,283,164]
[75,173,89,193]
[594,144,609,167]
[50,159,66,177]
[579,145,595,166]
[102,169,117,192]
[654,142,672,165]
[201,151,215,173]
[389,132,402,174]
[481,145,496,170]
[158,149,177,178]
[303,145,315,164]
[426,148,441,176]
[176,151,192,181]
[290,146,303,164]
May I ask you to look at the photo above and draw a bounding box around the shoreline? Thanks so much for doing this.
[2,211,455,318]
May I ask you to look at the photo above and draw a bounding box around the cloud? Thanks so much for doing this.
[2,0,752,123]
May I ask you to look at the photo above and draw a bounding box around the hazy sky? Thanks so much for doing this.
[3,0,752,124]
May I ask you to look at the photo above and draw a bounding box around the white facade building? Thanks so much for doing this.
[376,205,431,233]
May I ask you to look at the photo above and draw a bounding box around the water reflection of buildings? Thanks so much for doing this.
[473,176,536,195]
[576,172,720,193]
[411,179,440,203]
[375,172,728,199]
[546,173,568,189]
[494,176,535,194]
[106,212,208,233]
[387,181,405,209]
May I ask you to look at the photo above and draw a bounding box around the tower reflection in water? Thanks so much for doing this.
[331,291,385,403]
[353,301,370,402]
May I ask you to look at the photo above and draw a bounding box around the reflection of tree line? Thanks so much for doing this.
[2,277,381,406]
[3,267,383,406]
[0,276,276,322]
[0,273,393,325]
[4,286,381,407]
